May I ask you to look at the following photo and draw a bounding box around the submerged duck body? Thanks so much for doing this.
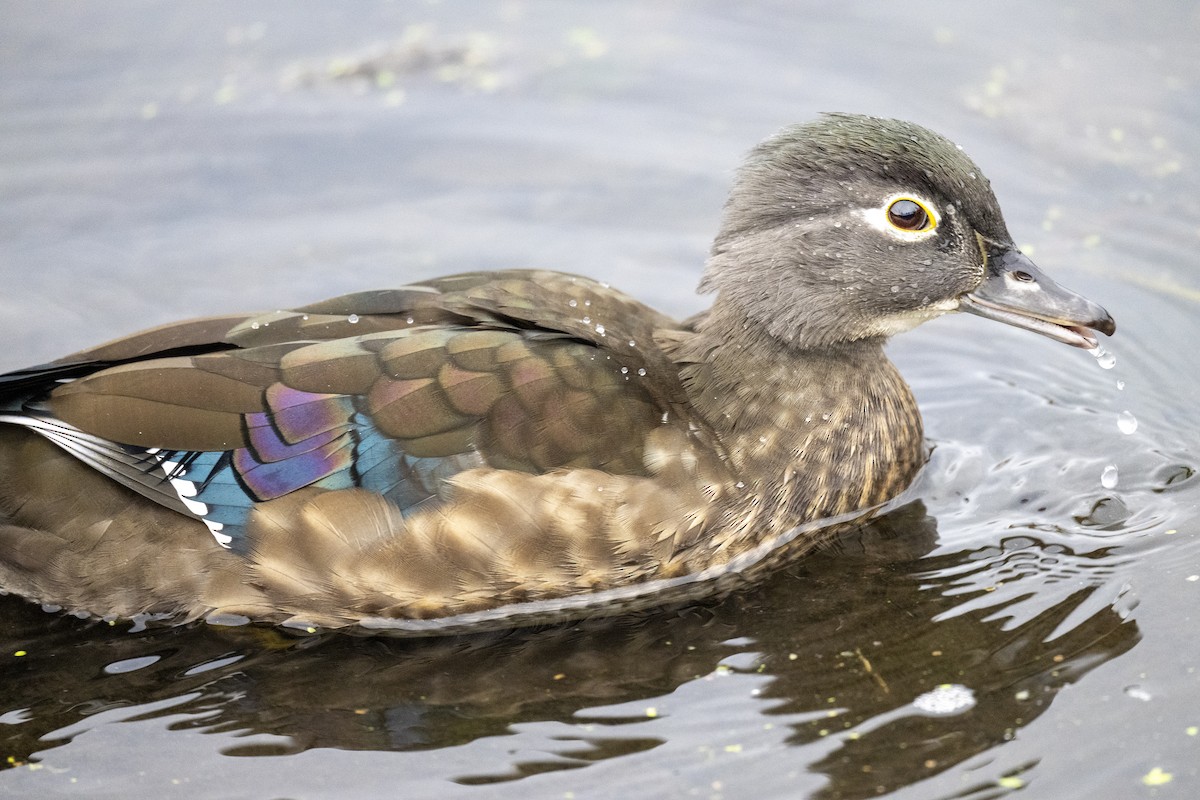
[0,115,1114,633]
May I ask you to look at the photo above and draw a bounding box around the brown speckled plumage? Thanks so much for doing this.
[0,115,1114,633]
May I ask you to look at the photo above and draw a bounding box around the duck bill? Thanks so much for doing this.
[958,246,1116,349]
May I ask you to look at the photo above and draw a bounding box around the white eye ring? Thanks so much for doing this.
[860,193,942,241]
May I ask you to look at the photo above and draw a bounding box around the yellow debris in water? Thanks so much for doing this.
[567,28,608,59]
[1142,767,1173,786]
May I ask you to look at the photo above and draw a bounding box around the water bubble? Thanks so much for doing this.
[1091,346,1116,369]
[250,322,260,330]
[595,324,606,336]
[582,316,591,325]
[890,285,900,293]
[637,368,646,377]
[913,684,976,716]
[405,316,414,324]
[1118,411,1138,435]
[620,366,629,374]
[1116,380,1125,390]
[1101,464,1119,489]
[628,340,637,348]
[1125,685,1153,702]
[347,314,360,324]
[568,299,578,308]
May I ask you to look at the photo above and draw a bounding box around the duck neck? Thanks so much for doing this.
[680,303,926,522]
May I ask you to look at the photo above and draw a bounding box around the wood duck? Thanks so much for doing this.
[0,114,1114,634]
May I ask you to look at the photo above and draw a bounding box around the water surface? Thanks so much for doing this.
[1,2,1198,798]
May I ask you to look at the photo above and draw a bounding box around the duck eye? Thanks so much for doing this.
[886,198,934,232]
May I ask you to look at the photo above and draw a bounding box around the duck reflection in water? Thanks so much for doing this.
[0,500,1138,796]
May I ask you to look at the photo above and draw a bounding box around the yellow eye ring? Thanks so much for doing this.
[886,198,936,233]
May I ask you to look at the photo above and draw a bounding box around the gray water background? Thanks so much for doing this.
[1,2,1198,799]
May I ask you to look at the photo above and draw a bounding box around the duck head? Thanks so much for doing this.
[701,113,1115,350]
